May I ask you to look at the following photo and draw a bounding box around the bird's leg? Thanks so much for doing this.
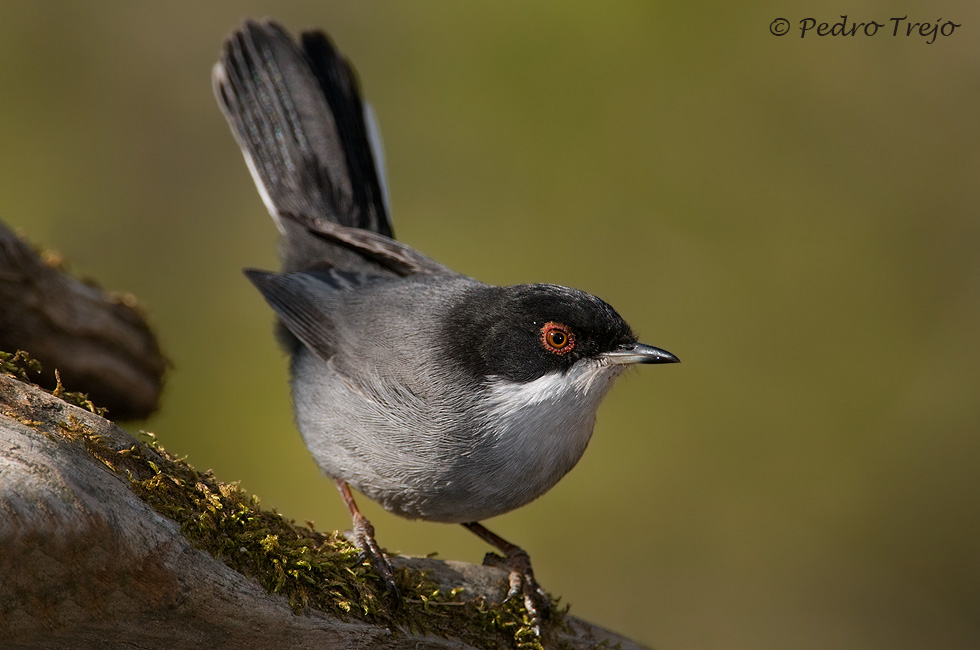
[463,522,550,633]
[335,479,398,601]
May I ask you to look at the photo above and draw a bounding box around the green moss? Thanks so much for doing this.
[2,349,567,647]
[52,369,107,416]
[1,350,106,417]
[50,419,562,648]
[0,350,42,382]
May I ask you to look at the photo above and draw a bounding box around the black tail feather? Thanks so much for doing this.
[214,20,393,272]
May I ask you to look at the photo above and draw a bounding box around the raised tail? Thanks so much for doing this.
[213,20,392,272]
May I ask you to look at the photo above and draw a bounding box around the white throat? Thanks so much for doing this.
[476,359,626,509]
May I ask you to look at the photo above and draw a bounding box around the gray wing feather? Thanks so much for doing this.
[280,212,452,277]
[244,268,368,361]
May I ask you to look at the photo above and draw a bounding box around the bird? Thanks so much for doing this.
[212,19,678,630]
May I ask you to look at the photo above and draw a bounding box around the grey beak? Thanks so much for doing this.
[602,342,680,365]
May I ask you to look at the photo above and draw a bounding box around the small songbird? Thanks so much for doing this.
[213,20,678,629]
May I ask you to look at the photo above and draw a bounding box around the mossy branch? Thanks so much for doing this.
[0,373,646,650]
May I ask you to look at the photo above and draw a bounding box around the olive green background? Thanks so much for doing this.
[2,2,978,648]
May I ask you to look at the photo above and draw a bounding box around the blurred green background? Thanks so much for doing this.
[2,2,978,648]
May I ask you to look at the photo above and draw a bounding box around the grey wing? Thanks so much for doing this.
[245,268,469,377]
[214,20,392,271]
[244,268,372,361]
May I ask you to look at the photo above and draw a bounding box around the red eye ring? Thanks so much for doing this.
[540,322,575,355]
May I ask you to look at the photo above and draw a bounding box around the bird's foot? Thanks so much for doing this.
[483,547,551,635]
[345,511,399,605]
[336,479,398,605]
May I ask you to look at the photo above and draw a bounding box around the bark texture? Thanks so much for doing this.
[0,221,166,420]
[0,374,647,650]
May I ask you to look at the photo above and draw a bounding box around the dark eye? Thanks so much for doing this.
[541,322,575,355]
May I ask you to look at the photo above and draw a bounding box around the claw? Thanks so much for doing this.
[336,480,399,605]
[466,523,551,635]
[501,545,550,634]
[348,512,399,603]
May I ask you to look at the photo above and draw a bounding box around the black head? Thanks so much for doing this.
[443,284,676,383]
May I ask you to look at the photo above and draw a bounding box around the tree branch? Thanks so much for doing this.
[0,374,647,650]
[0,222,167,419]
